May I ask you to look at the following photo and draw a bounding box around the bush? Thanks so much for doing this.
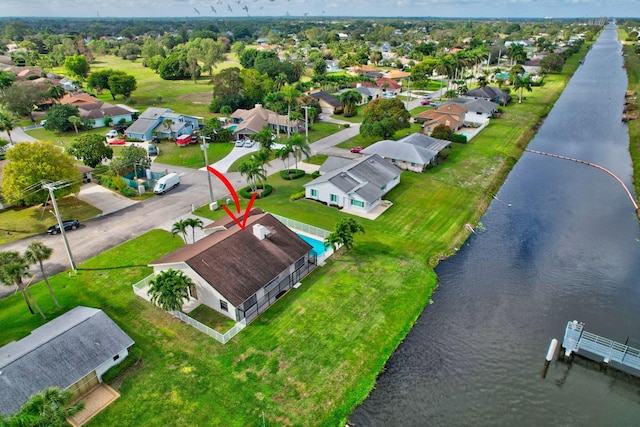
[120,186,137,197]
[311,170,321,178]
[238,183,273,199]
[279,169,305,180]
[290,191,306,201]
[111,175,127,191]
[450,134,468,144]
[343,123,350,128]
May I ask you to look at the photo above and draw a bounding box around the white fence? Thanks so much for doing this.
[270,213,331,239]
[171,311,246,345]
[132,274,245,344]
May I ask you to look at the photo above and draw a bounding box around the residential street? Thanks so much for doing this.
[0,117,358,298]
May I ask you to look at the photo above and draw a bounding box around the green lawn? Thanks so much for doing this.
[0,43,593,426]
[154,140,234,169]
[0,195,102,245]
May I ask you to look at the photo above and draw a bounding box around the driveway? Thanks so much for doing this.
[77,183,139,215]
[0,127,38,144]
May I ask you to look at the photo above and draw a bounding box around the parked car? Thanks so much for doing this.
[235,140,245,147]
[108,138,126,145]
[350,146,364,153]
[47,219,79,235]
[39,119,47,126]
[148,144,158,156]
[431,101,444,107]
[106,129,118,138]
[420,100,431,105]
[244,140,255,148]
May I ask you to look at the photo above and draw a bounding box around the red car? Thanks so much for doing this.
[108,138,126,145]
[350,146,364,153]
[420,100,431,105]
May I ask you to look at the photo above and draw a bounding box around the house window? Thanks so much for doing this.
[311,189,318,198]
[351,199,365,208]
[391,159,397,164]
[411,163,417,167]
[113,354,120,361]
[330,194,338,203]
[220,300,228,312]
[380,185,386,191]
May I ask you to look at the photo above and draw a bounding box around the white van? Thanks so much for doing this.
[153,173,180,194]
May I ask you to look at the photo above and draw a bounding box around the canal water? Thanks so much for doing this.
[350,23,640,426]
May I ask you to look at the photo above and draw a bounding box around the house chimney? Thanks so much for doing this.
[255,103,262,109]
[253,224,270,240]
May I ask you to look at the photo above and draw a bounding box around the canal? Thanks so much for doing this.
[350,23,640,426]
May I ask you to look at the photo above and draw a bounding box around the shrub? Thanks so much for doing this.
[102,346,143,383]
[120,186,137,197]
[279,169,305,180]
[238,183,273,199]
[290,191,306,201]
[311,170,321,178]
[343,123,350,128]
[111,175,127,191]
[450,134,468,144]
[334,106,344,115]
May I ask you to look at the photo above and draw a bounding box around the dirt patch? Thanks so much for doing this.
[178,91,213,105]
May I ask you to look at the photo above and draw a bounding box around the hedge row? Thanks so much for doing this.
[239,184,273,199]
[280,169,306,180]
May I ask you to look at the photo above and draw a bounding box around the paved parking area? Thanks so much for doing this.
[77,183,139,216]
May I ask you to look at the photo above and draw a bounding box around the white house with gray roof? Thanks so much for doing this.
[0,306,134,415]
[450,98,499,123]
[304,154,401,213]
[362,133,451,173]
[125,107,202,141]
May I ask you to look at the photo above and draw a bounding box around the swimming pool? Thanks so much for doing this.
[296,233,326,256]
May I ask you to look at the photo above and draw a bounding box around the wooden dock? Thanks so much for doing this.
[562,320,640,374]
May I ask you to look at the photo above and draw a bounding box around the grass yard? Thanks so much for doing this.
[0,42,593,426]
[620,30,640,196]
[154,140,234,169]
[0,195,102,245]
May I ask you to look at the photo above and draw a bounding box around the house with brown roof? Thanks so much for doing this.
[306,90,340,114]
[415,103,467,136]
[60,92,137,128]
[231,104,302,140]
[149,211,314,324]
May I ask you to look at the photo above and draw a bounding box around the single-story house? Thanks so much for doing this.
[304,154,402,213]
[450,98,499,122]
[415,102,467,136]
[362,133,451,173]
[231,104,302,140]
[306,90,340,114]
[125,107,202,141]
[60,93,137,128]
[464,86,511,105]
[0,306,134,416]
[149,211,314,324]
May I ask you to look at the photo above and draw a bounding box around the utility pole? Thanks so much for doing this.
[42,182,76,271]
[200,135,214,203]
[301,106,311,146]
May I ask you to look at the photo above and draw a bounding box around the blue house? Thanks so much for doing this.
[125,107,203,142]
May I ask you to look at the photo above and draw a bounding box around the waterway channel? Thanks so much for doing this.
[350,23,640,426]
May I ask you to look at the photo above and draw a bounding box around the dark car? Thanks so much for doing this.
[47,219,80,235]
[148,144,158,156]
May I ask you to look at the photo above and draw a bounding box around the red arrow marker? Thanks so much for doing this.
[206,166,257,230]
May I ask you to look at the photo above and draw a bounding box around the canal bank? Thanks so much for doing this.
[350,22,640,426]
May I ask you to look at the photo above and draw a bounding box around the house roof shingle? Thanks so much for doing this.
[151,212,312,306]
[362,133,451,166]
[0,306,134,415]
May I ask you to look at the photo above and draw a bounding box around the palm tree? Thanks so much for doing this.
[7,386,84,427]
[184,218,204,244]
[238,159,266,193]
[0,112,17,146]
[512,75,533,104]
[253,126,275,153]
[264,92,285,141]
[163,118,174,139]
[251,148,271,177]
[338,90,362,117]
[324,218,365,251]
[276,144,294,171]
[24,242,59,308]
[147,269,193,313]
[0,251,45,319]
[288,133,311,171]
[507,43,526,66]
[47,85,66,104]
[68,115,82,134]
[280,83,301,137]
[171,219,189,244]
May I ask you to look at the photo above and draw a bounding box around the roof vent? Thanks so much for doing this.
[253,224,270,241]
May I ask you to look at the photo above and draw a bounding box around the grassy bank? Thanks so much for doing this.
[0,44,591,426]
[620,39,640,197]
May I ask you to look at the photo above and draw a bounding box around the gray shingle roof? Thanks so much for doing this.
[362,134,450,166]
[0,307,134,415]
[450,98,498,114]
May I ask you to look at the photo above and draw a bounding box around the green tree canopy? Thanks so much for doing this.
[147,269,193,312]
[359,98,411,139]
[2,386,84,426]
[324,218,365,251]
[2,141,81,206]
[1,82,47,121]
[63,54,89,79]
[108,73,137,99]
[0,112,18,145]
[109,144,150,176]
[430,124,453,140]
[68,133,114,168]
[44,103,80,133]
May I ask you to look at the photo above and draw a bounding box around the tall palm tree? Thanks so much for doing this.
[288,133,311,171]
[163,118,174,139]
[47,85,66,104]
[8,386,84,427]
[507,43,526,66]
[147,269,193,312]
[263,92,285,141]
[276,144,294,171]
[512,75,533,104]
[0,112,17,146]
[184,217,204,244]
[171,219,189,244]
[338,90,362,117]
[280,83,301,137]
[253,126,275,153]
[24,242,59,308]
[251,148,271,177]
[238,160,266,192]
[0,251,45,319]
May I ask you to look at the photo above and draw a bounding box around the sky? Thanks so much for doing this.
[1,0,639,19]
